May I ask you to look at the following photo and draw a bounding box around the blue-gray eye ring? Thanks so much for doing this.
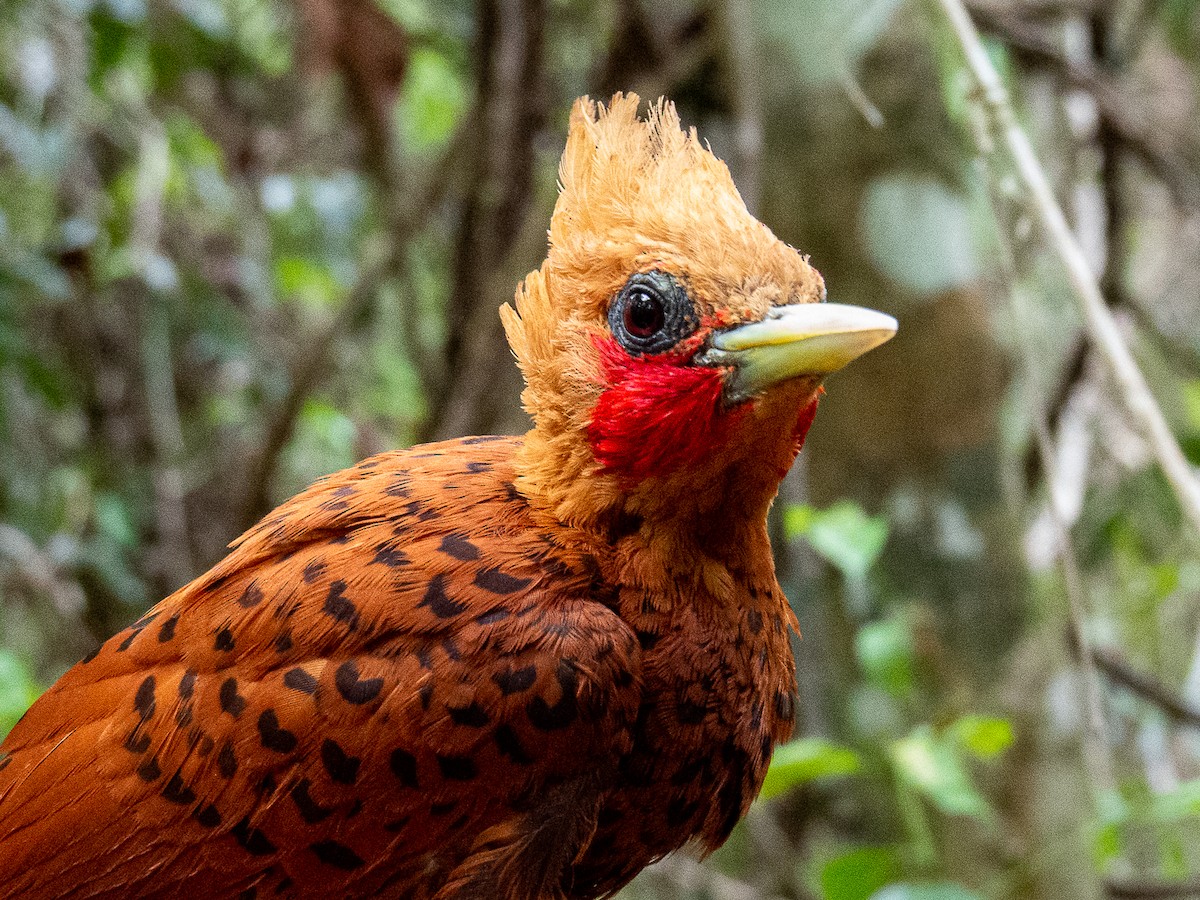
[608,271,697,355]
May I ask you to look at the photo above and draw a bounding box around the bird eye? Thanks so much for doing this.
[624,288,665,338]
[609,271,697,355]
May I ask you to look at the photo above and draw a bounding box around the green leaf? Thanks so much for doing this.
[950,715,1015,759]
[856,617,915,698]
[166,113,223,170]
[279,399,359,499]
[758,0,904,86]
[0,650,41,738]
[376,0,436,32]
[4,252,71,301]
[787,501,888,581]
[228,0,292,76]
[274,255,341,308]
[934,24,1014,134]
[78,535,149,609]
[890,726,992,821]
[821,847,903,900]
[872,883,984,900]
[783,502,816,539]
[1183,379,1200,430]
[1092,818,1122,867]
[1160,0,1200,57]
[759,737,862,801]
[94,492,137,547]
[398,48,469,152]
[1150,779,1200,823]
[1092,787,1129,867]
[859,173,980,298]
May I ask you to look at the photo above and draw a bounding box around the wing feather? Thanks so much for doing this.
[0,438,641,899]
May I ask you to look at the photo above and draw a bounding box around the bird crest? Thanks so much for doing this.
[502,94,826,525]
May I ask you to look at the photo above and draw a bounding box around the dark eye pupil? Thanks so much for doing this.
[624,290,664,338]
[608,271,695,355]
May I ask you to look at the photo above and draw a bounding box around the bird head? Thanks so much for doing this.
[502,94,895,538]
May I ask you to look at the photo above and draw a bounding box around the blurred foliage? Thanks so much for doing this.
[755,501,1010,899]
[0,650,41,737]
[3,0,1200,898]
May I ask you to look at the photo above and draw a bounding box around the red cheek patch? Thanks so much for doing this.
[587,335,747,481]
[793,389,822,451]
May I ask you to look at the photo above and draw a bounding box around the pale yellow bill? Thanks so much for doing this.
[706,303,897,402]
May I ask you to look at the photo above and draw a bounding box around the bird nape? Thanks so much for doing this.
[0,94,896,900]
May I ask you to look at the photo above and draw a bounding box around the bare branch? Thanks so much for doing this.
[594,4,715,102]
[128,122,195,587]
[935,0,1200,542]
[240,241,397,532]
[239,128,469,531]
[973,136,1119,802]
[968,3,1200,210]
[1089,645,1200,730]
[1106,875,1200,899]
[0,525,85,618]
[421,0,547,442]
[639,853,789,900]
[718,0,764,215]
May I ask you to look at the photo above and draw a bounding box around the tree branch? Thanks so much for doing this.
[239,129,467,532]
[936,0,1200,542]
[1020,5,1133,494]
[968,3,1200,210]
[1106,875,1200,899]
[1090,644,1200,730]
[718,0,764,216]
[420,0,547,442]
[638,853,790,900]
[0,525,86,618]
[972,113,1119,807]
[128,121,196,589]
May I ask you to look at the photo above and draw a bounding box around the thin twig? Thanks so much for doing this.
[1089,645,1200,730]
[1033,417,1118,795]
[595,5,716,104]
[971,138,1118,801]
[1106,875,1200,899]
[968,3,1200,211]
[640,853,789,900]
[837,69,885,130]
[935,0,1200,541]
[240,240,397,531]
[239,129,467,531]
[421,0,547,443]
[719,0,764,215]
[129,122,195,586]
[1023,8,1131,491]
[0,525,85,617]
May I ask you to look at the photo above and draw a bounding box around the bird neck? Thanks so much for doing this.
[513,378,821,569]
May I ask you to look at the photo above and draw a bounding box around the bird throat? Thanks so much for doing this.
[513,335,822,556]
[587,334,750,482]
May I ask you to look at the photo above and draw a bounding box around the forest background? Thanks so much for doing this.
[4,0,1200,898]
